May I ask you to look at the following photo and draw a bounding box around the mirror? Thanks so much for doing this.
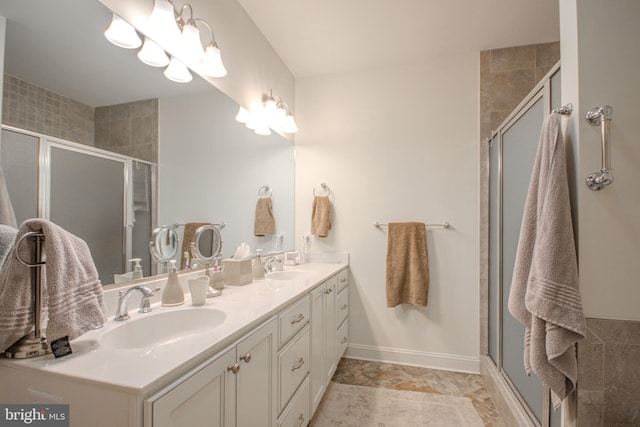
[190,225,222,267]
[0,0,295,286]
[149,226,179,271]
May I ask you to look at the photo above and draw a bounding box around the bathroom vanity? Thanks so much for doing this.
[0,259,349,427]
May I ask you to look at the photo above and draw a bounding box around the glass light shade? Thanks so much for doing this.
[255,125,272,136]
[201,44,227,77]
[148,0,181,47]
[235,107,251,123]
[179,23,206,64]
[104,14,142,49]
[164,57,192,83]
[138,37,170,67]
[281,115,299,133]
[274,106,287,127]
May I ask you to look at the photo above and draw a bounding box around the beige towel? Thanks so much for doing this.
[0,219,107,352]
[254,198,276,236]
[385,222,429,307]
[311,196,332,237]
[181,222,210,269]
[507,113,586,410]
[0,165,18,228]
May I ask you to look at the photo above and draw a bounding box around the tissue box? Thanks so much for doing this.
[222,258,253,286]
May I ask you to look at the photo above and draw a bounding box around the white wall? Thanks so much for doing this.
[295,53,481,372]
[561,0,640,321]
[98,0,295,124]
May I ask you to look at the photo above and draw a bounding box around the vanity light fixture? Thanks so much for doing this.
[235,90,299,135]
[104,14,142,49]
[103,0,227,83]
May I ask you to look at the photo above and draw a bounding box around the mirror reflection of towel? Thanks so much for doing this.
[254,198,276,236]
[181,222,210,269]
[385,222,429,307]
[311,196,332,238]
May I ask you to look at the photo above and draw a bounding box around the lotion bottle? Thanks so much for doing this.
[162,260,184,306]
[131,258,143,280]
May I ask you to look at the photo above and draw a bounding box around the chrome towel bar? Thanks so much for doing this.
[373,221,450,229]
[585,105,614,191]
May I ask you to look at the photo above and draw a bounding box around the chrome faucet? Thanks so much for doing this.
[114,285,160,321]
[263,256,283,274]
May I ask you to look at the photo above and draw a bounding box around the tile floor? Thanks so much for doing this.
[330,358,505,427]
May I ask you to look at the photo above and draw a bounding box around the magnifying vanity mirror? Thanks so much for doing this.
[0,0,295,287]
[149,226,180,273]
[190,225,223,268]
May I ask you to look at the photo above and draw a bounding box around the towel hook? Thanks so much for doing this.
[257,184,272,198]
[313,182,332,197]
[585,105,613,191]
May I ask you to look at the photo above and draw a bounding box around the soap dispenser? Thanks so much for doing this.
[252,249,265,280]
[162,260,184,306]
[130,258,143,280]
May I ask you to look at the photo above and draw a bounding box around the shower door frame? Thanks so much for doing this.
[487,62,562,427]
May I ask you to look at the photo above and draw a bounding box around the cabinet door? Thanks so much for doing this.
[146,347,236,427]
[309,284,327,415]
[324,276,338,383]
[236,317,277,427]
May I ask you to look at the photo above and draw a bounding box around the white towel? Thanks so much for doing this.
[507,113,586,410]
[0,219,107,352]
[0,165,18,228]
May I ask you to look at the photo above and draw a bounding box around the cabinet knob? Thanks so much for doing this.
[341,337,348,344]
[324,288,333,294]
[227,363,240,374]
[240,353,252,364]
[291,357,305,371]
[341,304,348,310]
[295,414,305,427]
[290,313,305,324]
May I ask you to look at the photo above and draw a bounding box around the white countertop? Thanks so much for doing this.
[0,259,348,395]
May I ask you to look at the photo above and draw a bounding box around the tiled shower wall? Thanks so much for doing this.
[2,74,157,163]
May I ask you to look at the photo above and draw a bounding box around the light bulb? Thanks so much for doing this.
[201,43,227,78]
[179,22,205,64]
[164,56,192,83]
[148,0,181,48]
[104,14,142,49]
[138,37,170,67]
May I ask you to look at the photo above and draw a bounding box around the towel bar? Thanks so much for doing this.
[585,105,614,191]
[373,221,450,229]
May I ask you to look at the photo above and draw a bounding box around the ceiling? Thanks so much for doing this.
[236,0,560,78]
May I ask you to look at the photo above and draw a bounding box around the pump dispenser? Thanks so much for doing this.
[131,258,143,280]
[162,260,184,306]
[252,249,265,280]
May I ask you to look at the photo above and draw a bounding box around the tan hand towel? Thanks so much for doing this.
[0,219,107,352]
[385,222,429,307]
[181,222,210,269]
[311,196,332,237]
[254,197,276,236]
[507,113,586,409]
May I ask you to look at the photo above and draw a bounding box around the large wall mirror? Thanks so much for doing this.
[0,0,294,287]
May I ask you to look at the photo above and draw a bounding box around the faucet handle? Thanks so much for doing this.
[139,286,161,313]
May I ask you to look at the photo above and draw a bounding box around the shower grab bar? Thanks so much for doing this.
[552,103,573,115]
[585,105,613,191]
[373,221,450,229]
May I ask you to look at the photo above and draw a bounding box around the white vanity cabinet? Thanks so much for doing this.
[145,317,277,427]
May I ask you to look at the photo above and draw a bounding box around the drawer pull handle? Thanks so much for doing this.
[341,304,348,310]
[340,277,347,283]
[324,288,333,294]
[295,414,305,427]
[240,353,252,363]
[341,337,348,344]
[227,363,240,374]
[291,357,305,371]
[290,313,305,324]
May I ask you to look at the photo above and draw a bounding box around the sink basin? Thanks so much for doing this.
[100,308,226,350]
[266,270,315,281]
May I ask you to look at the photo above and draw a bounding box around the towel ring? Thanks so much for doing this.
[313,182,332,198]
[258,185,272,199]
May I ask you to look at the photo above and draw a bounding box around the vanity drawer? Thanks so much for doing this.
[337,269,349,292]
[279,295,310,348]
[277,375,310,427]
[337,318,349,359]
[279,325,310,414]
[336,286,349,328]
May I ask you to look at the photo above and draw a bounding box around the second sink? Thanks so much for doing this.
[266,270,315,281]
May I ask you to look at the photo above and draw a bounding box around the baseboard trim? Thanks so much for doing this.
[344,344,480,374]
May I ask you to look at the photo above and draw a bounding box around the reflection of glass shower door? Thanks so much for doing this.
[0,129,39,223]
[49,144,125,285]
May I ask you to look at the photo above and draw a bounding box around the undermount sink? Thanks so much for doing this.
[266,270,315,281]
[100,308,226,350]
